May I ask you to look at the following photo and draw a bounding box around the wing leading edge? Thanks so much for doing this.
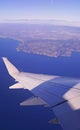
[2,57,80,130]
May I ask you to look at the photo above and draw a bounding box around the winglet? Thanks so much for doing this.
[2,57,19,79]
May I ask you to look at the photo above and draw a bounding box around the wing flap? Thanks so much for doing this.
[31,78,80,106]
[20,96,48,106]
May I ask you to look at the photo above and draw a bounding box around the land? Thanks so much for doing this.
[17,39,80,57]
[0,22,80,57]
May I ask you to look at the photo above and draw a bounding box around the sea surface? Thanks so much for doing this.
[0,38,80,130]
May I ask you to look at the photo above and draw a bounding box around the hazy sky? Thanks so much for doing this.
[0,0,80,22]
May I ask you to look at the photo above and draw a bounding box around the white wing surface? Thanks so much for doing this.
[2,57,80,130]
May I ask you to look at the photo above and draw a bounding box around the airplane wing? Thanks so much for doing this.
[2,57,80,130]
[21,77,80,130]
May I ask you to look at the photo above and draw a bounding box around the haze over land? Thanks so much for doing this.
[0,22,80,57]
[0,0,80,58]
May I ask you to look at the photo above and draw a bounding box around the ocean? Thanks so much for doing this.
[0,38,80,130]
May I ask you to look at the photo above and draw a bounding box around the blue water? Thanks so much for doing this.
[0,38,80,130]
